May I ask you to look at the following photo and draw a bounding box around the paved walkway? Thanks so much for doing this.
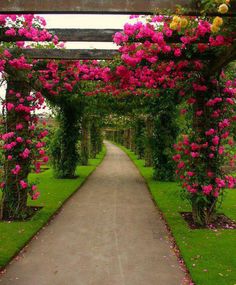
[0,142,185,285]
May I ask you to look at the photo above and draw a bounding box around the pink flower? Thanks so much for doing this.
[207,171,214,177]
[196,110,203,116]
[7,155,13,161]
[20,180,28,189]
[39,149,45,155]
[6,103,14,111]
[5,28,16,36]
[177,161,185,169]
[226,98,234,105]
[32,192,40,200]
[205,128,215,136]
[187,171,194,177]
[16,123,23,130]
[219,119,230,129]
[11,164,21,175]
[191,143,199,151]
[32,185,37,191]
[2,132,15,141]
[3,49,12,58]
[43,156,49,163]
[174,48,181,57]
[212,136,220,146]
[16,137,23,143]
[202,185,213,195]
[191,152,200,158]
[173,154,181,161]
[21,148,30,159]
[215,178,225,188]
[225,176,235,188]
[218,146,224,155]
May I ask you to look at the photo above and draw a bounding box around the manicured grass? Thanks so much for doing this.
[118,144,236,285]
[0,147,106,270]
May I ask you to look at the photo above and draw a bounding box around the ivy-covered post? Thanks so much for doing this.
[1,78,31,220]
[90,117,102,158]
[130,127,136,152]
[134,117,145,159]
[50,104,80,178]
[144,115,154,167]
[81,114,89,166]
[152,98,178,181]
[123,129,130,148]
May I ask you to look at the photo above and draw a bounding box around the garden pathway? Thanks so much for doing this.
[0,141,185,285]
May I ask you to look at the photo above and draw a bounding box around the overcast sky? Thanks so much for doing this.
[40,14,132,49]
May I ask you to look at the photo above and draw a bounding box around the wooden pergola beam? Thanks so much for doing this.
[11,49,119,60]
[0,29,122,42]
[9,48,215,60]
[0,29,210,43]
[0,0,198,14]
[1,0,235,16]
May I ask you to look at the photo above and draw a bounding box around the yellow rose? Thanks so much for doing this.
[170,21,178,30]
[210,24,220,33]
[213,16,223,26]
[172,15,181,23]
[218,4,229,13]
[180,18,188,28]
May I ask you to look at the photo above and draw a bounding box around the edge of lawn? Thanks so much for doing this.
[0,145,106,271]
[115,142,236,285]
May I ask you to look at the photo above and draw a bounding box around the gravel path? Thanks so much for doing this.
[0,141,185,285]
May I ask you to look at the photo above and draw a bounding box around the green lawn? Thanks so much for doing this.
[118,144,236,285]
[0,147,106,270]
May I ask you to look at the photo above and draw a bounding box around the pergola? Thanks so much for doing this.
[0,0,235,72]
[0,0,236,221]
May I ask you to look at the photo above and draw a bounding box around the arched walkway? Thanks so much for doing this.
[0,142,185,285]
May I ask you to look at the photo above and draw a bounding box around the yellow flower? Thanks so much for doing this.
[170,21,178,30]
[210,24,220,33]
[213,16,223,26]
[172,15,181,23]
[225,0,230,4]
[180,18,188,28]
[218,4,229,13]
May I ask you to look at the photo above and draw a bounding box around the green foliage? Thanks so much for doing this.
[48,95,84,178]
[133,117,146,159]
[90,117,103,158]
[148,94,179,181]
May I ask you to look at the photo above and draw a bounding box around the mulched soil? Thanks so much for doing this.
[181,212,236,230]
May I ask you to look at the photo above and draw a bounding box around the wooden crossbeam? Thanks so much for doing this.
[0,29,122,42]
[0,0,235,16]
[12,49,119,60]
[0,29,210,43]
[0,0,198,14]
[9,48,215,60]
